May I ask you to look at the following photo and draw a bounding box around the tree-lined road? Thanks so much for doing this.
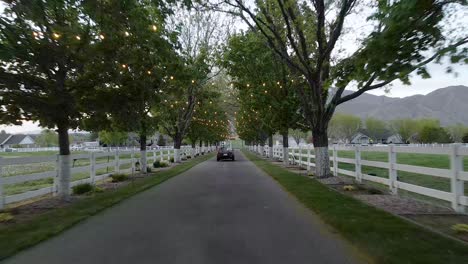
[4,151,361,264]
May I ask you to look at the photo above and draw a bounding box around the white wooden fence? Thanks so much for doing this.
[249,144,467,213]
[0,145,215,208]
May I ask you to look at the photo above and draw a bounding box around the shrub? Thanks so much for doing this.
[343,185,356,191]
[153,160,169,168]
[72,183,93,195]
[111,173,128,182]
[452,224,468,233]
[368,188,383,195]
[146,167,152,173]
[170,157,174,163]
[0,213,14,223]
[94,186,104,193]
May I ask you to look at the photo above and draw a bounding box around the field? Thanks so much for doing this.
[294,148,468,206]
[0,150,168,197]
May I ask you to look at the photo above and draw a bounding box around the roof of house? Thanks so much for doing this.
[0,134,12,145]
[6,134,30,144]
[0,134,34,146]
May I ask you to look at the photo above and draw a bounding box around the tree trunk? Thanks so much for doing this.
[199,140,204,154]
[282,132,289,165]
[191,141,196,157]
[57,125,71,200]
[268,134,274,159]
[140,134,147,174]
[312,127,332,178]
[173,135,182,163]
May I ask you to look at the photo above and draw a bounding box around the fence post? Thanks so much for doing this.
[0,159,4,210]
[131,149,136,174]
[388,145,398,194]
[450,143,464,213]
[333,145,338,177]
[114,150,120,174]
[53,154,59,196]
[355,145,362,183]
[306,146,311,172]
[90,152,96,184]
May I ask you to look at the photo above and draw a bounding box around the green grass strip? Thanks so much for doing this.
[243,150,468,264]
[0,153,214,260]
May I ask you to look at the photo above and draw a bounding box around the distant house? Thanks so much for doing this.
[0,134,36,149]
[351,130,403,144]
[351,132,371,144]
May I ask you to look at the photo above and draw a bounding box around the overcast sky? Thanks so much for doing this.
[0,2,466,133]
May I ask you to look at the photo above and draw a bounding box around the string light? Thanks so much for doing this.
[75,35,81,40]
[192,80,195,83]
[125,31,130,37]
[99,34,105,40]
[121,64,127,68]
[152,25,158,31]
[147,70,151,75]
[53,33,60,39]
[170,76,174,80]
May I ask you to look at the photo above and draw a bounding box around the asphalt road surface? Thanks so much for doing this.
[4,150,363,264]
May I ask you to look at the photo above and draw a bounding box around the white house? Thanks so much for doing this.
[0,134,36,149]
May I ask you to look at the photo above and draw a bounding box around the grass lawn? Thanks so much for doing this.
[244,150,468,264]
[293,149,468,204]
[2,151,167,196]
[0,153,214,260]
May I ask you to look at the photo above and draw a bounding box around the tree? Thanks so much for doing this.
[389,119,418,143]
[36,129,59,147]
[289,129,308,145]
[160,8,227,162]
[420,125,452,143]
[365,118,388,142]
[82,0,177,172]
[328,113,361,143]
[99,131,128,147]
[463,133,468,143]
[445,123,468,143]
[0,0,100,198]
[219,0,468,177]
[222,31,304,161]
[157,134,167,147]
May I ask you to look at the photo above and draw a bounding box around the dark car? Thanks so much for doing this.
[217,147,235,161]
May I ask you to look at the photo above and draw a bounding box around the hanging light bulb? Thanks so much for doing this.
[152,25,158,31]
[263,83,266,86]
[125,31,130,37]
[170,76,174,80]
[121,64,127,68]
[264,90,268,94]
[75,35,81,40]
[99,34,105,40]
[246,84,250,87]
[192,80,195,84]
[52,33,60,39]
[147,70,151,75]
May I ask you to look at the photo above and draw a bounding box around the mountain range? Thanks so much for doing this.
[336,85,468,126]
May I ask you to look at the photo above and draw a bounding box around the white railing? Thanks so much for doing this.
[0,145,216,208]
[250,144,467,213]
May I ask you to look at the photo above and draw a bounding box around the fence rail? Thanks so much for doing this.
[249,144,467,213]
[0,145,215,208]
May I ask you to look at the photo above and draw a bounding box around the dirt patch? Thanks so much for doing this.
[405,214,468,242]
[354,194,454,215]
